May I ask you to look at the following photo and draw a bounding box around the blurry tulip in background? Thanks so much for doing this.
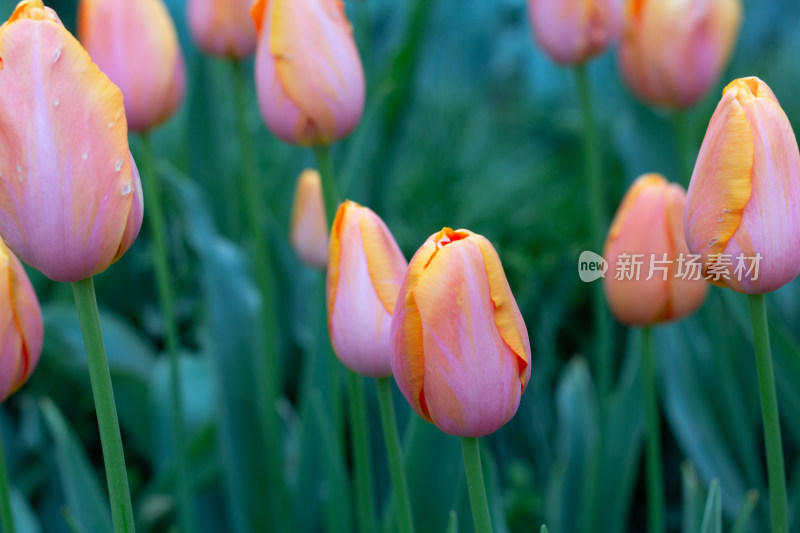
[391,228,531,438]
[684,77,800,293]
[618,0,742,109]
[328,201,407,377]
[0,0,143,282]
[78,0,186,132]
[604,174,708,326]
[251,0,365,146]
[290,169,329,269]
[527,0,623,65]
[0,239,42,403]
[187,0,256,59]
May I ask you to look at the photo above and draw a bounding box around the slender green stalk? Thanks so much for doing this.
[71,278,135,533]
[674,111,692,185]
[642,327,665,533]
[139,135,194,533]
[375,378,415,533]
[747,294,789,533]
[575,63,612,399]
[0,428,15,533]
[348,372,376,533]
[314,146,339,227]
[231,60,286,526]
[461,437,493,533]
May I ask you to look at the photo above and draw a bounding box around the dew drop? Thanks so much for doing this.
[707,239,717,247]
[108,122,114,128]
[52,47,61,63]
[82,152,88,160]
[121,182,132,195]
[115,160,123,172]
[16,165,21,173]
[103,195,108,201]
[53,98,59,107]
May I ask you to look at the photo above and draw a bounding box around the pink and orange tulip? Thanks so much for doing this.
[327,201,407,377]
[618,0,742,109]
[390,228,531,437]
[250,0,365,146]
[0,239,43,402]
[0,0,143,282]
[684,77,800,294]
[78,0,186,132]
[527,0,623,65]
[604,174,707,325]
[290,169,329,269]
[187,0,256,59]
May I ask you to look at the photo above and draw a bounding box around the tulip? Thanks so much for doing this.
[327,201,407,377]
[250,0,365,146]
[527,0,623,65]
[0,0,144,283]
[603,174,708,325]
[78,0,186,132]
[390,228,531,437]
[290,169,329,269]
[684,77,800,294]
[187,0,256,59]
[0,240,43,402]
[618,0,742,109]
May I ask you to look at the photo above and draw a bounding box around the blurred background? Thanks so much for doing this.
[2,0,800,531]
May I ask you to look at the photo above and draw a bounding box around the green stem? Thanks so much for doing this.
[375,378,415,533]
[348,372,376,533]
[642,327,665,533]
[71,278,135,533]
[747,294,789,533]
[0,428,15,533]
[674,111,692,185]
[231,60,286,526]
[139,135,194,533]
[575,63,612,400]
[461,437,493,533]
[314,146,339,227]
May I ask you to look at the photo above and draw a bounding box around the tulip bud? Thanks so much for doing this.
[327,201,407,377]
[290,169,329,269]
[604,174,708,325]
[618,0,742,109]
[527,0,623,65]
[78,0,186,132]
[390,228,531,437]
[250,0,365,146]
[0,0,144,282]
[684,77,800,294]
[187,0,256,59]
[0,239,43,402]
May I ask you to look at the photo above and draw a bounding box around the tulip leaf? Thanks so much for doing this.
[445,511,458,533]
[682,463,706,533]
[730,490,759,533]
[39,398,113,533]
[11,488,42,533]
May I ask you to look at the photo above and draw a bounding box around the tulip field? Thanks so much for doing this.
[4,0,800,532]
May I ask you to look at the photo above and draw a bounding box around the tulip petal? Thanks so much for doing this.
[0,16,136,281]
[361,215,407,314]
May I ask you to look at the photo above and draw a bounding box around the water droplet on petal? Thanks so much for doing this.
[16,165,21,173]
[121,183,132,196]
[82,153,88,160]
[115,160,123,172]
[53,98,59,107]
[108,122,114,128]
[52,48,61,63]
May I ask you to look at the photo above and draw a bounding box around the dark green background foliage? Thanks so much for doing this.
[1,0,800,531]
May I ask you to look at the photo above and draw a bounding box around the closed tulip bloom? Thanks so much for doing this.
[78,0,186,132]
[604,174,708,325]
[618,0,742,109]
[528,0,623,65]
[250,0,365,146]
[391,228,531,437]
[684,77,800,294]
[187,0,256,59]
[290,169,329,269]
[327,201,407,377]
[0,0,144,282]
[0,240,43,402]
